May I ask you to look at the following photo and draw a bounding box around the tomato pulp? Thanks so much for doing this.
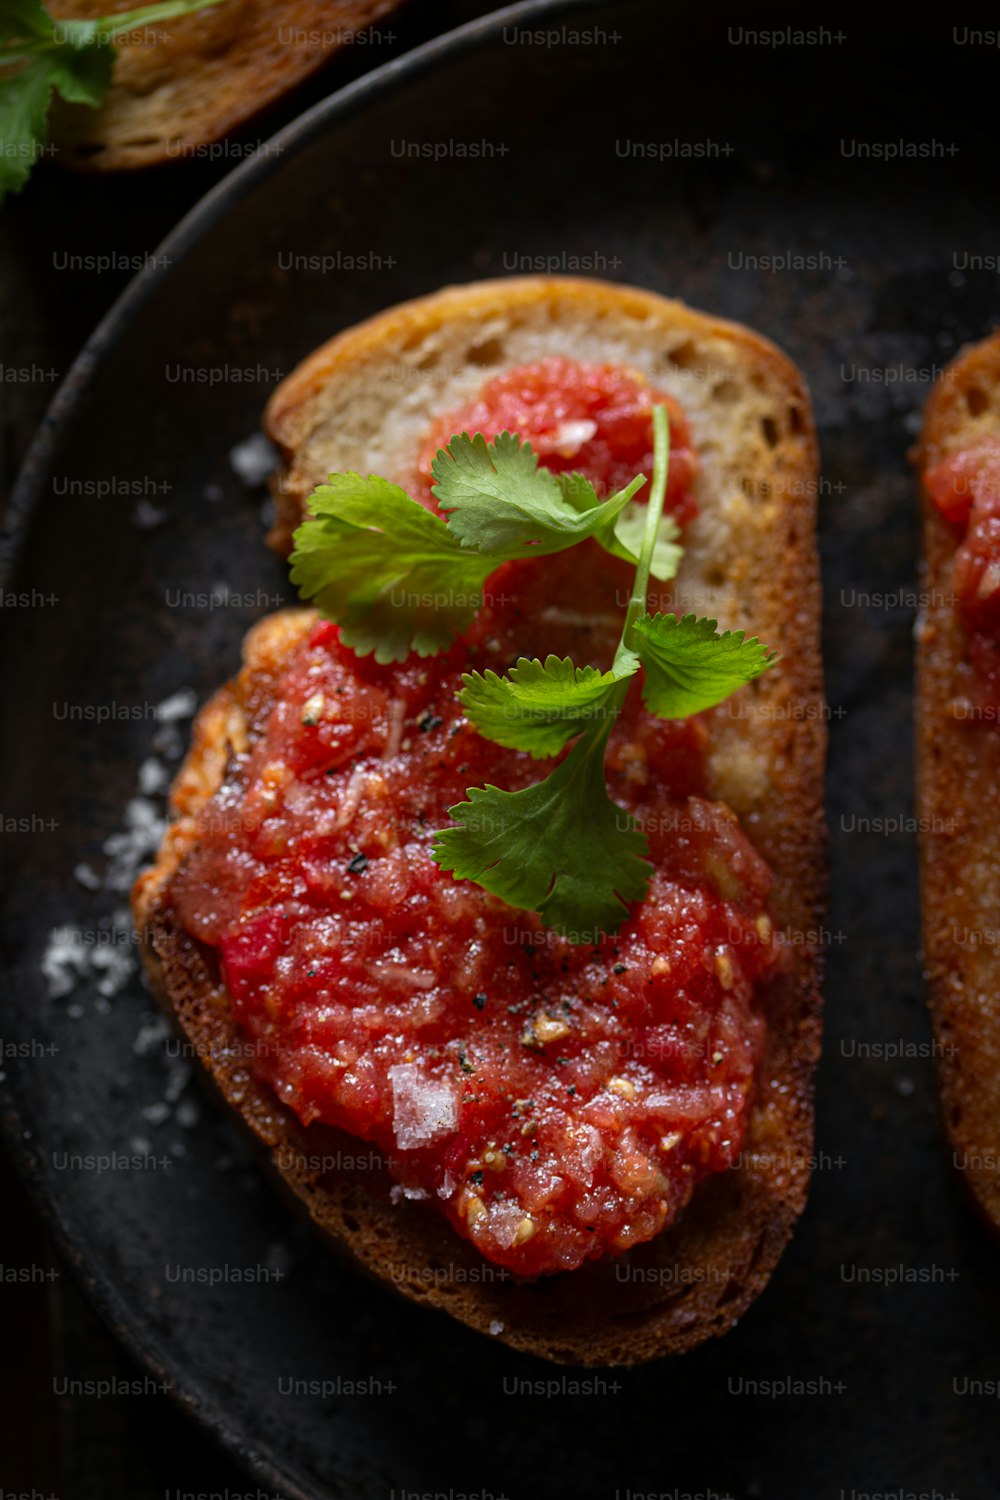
[417,356,699,523]
[172,361,782,1275]
[926,439,1000,721]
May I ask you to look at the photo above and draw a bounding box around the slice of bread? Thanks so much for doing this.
[136,278,826,1363]
[916,330,1000,1230]
[46,0,400,172]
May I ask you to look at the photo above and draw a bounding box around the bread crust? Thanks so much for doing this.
[135,278,826,1363]
[915,331,1000,1229]
[46,0,401,172]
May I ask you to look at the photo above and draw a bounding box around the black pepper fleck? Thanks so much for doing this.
[346,852,367,874]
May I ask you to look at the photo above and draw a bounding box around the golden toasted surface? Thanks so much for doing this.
[136,278,827,1363]
[47,0,400,171]
[915,330,1000,1229]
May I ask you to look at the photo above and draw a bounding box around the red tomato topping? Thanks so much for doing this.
[172,371,780,1276]
[417,356,699,525]
[926,439,1000,720]
[926,441,1000,529]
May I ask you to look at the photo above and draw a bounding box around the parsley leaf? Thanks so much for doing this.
[431,430,644,557]
[289,473,496,663]
[432,725,651,938]
[0,0,226,205]
[459,652,639,759]
[633,612,778,717]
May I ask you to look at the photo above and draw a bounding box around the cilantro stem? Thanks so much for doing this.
[90,0,225,43]
[621,404,670,654]
[0,0,226,56]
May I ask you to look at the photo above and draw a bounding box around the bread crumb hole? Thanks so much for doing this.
[788,405,805,435]
[416,352,439,372]
[342,1213,360,1234]
[761,415,780,448]
[467,337,505,367]
[712,380,741,404]
[664,340,699,370]
[966,386,988,416]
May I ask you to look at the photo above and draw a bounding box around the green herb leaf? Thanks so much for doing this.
[47,36,113,102]
[0,57,54,198]
[0,0,53,44]
[291,400,777,942]
[432,727,651,937]
[431,430,643,557]
[604,502,683,583]
[459,652,639,760]
[0,0,228,205]
[555,466,680,582]
[290,473,496,663]
[633,612,778,718]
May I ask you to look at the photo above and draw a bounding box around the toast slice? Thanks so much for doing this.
[916,330,1000,1229]
[136,278,826,1363]
[46,0,401,172]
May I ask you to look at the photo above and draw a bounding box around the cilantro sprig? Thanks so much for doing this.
[0,0,227,203]
[290,430,671,664]
[292,407,777,938]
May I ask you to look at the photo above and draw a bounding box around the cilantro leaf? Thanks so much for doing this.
[47,37,113,103]
[0,0,53,44]
[556,466,681,581]
[431,430,642,557]
[290,473,496,663]
[0,0,228,205]
[605,502,683,583]
[289,400,778,942]
[633,612,778,718]
[459,652,639,759]
[0,57,54,198]
[432,728,651,937]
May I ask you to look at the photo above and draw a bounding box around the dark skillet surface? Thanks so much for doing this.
[3,2,1000,1494]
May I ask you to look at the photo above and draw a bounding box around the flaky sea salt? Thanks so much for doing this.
[389,1063,458,1151]
[229,432,276,487]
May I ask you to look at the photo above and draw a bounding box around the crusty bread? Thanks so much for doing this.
[136,278,826,1363]
[916,330,1000,1230]
[46,0,400,172]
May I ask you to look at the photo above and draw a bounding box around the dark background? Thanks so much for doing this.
[0,2,498,1491]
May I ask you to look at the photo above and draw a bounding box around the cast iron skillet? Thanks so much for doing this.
[3,3,1000,1495]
